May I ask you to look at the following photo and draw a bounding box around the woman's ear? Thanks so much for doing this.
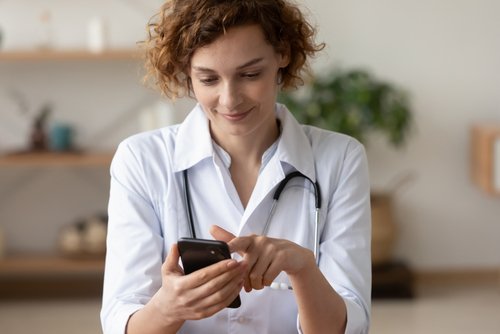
[278,50,290,69]
[276,51,289,86]
[277,44,291,68]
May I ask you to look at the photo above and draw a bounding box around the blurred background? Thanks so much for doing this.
[0,0,499,333]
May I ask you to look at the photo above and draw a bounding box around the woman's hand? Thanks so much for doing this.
[210,225,316,292]
[152,244,246,326]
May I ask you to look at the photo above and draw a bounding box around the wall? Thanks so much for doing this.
[305,0,500,269]
[1,0,499,269]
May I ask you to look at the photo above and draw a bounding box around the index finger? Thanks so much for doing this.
[227,236,253,255]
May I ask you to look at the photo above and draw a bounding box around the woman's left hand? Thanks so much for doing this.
[210,225,315,292]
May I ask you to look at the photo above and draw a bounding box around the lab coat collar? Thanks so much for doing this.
[275,104,316,182]
[173,104,213,172]
[173,103,317,182]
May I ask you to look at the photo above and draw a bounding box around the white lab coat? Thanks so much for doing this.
[101,103,371,334]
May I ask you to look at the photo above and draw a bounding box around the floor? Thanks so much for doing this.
[371,283,500,334]
[0,283,499,334]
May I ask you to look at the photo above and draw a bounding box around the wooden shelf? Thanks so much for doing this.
[0,151,113,167]
[0,49,142,62]
[0,255,105,299]
[0,254,104,278]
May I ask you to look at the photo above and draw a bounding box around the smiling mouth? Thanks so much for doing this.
[220,108,253,121]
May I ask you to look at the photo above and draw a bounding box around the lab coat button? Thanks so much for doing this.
[237,316,248,324]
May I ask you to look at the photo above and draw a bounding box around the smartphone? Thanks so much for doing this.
[177,237,241,308]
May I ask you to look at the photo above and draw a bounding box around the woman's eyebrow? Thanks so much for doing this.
[192,57,264,73]
[191,66,215,73]
[236,57,264,69]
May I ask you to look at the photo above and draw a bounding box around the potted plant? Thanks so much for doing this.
[279,68,413,265]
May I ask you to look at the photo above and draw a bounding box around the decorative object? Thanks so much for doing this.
[38,10,53,50]
[58,214,107,258]
[470,124,500,195]
[280,68,413,265]
[0,227,5,259]
[49,123,74,151]
[87,16,107,53]
[30,104,51,151]
[138,99,177,131]
[370,193,396,264]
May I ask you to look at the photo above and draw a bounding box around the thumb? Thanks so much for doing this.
[209,225,235,243]
[162,243,183,276]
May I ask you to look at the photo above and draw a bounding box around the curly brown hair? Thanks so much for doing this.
[142,0,324,99]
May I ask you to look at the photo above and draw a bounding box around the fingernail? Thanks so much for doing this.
[226,260,237,268]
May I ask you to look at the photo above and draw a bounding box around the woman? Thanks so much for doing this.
[101,0,371,333]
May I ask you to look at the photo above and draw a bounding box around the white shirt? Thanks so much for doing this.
[101,103,371,334]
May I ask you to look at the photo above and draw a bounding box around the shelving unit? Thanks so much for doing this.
[0,150,111,298]
[0,48,142,298]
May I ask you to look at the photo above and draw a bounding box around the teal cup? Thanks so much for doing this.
[50,124,73,151]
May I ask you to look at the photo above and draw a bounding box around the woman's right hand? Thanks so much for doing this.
[151,244,246,329]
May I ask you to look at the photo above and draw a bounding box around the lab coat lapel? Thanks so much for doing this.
[275,104,316,181]
[238,104,317,235]
[239,157,285,232]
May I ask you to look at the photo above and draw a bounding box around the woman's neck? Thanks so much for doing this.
[212,118,280,166]
[212,118,280,208]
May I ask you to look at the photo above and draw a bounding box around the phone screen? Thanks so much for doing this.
[177,237,241,308]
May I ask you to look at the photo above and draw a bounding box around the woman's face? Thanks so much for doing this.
[190,24,288,145]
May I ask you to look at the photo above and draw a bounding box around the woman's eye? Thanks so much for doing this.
[242,72,261,79]
[199,77,218,85]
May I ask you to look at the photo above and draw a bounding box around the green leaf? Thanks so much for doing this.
[280,68,413,147]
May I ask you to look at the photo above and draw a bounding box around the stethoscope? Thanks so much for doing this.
[182,169,322,290]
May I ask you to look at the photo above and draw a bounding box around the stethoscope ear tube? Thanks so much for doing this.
[183,169,197,239]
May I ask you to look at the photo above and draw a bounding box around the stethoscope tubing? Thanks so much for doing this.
[183,169,198,239]
[262,171,321,265]
[182,169,322,289]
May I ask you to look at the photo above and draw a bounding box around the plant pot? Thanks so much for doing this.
[370,192,397,265]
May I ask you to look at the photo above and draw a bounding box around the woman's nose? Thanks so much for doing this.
[219,81,242,110]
